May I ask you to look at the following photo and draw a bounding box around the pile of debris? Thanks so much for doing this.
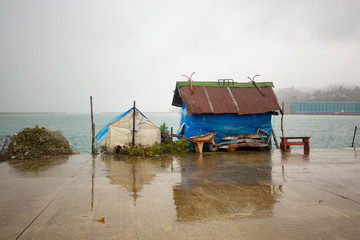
[6,126,73,159]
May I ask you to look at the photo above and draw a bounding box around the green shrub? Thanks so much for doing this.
[129,147,139,156]
[107,138,191,157]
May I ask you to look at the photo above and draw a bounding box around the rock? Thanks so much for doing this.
[7,126,73,159]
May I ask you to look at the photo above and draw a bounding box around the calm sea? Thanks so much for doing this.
[0,113,359,153]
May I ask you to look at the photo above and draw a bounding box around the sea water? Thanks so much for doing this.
[0,113,359,153]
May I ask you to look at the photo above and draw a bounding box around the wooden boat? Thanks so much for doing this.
[189,132,216,143]
[172,132,216,153]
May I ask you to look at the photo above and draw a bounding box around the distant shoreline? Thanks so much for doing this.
[0,112,67,115]
[1,112,358,116]
[0,112,180,115]
[286,112,360,116]
[100,112,180,114]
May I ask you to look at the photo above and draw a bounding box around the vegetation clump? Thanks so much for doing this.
[0,136,12,161]
[6,126,73,159]
[105,123,192,157]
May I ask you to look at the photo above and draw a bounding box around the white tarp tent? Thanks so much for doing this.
[96,107,161,152]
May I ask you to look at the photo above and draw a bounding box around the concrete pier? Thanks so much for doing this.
[0,149,359,239]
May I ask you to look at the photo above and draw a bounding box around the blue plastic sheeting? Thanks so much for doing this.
[95,107,148,142]
[177,103,272,145]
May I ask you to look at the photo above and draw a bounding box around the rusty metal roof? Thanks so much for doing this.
[172,81,281,115]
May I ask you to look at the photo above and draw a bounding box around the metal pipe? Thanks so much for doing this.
[352,126,357,148]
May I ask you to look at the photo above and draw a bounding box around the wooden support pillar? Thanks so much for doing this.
[281,101,285,137]
[171,127,173,142]
[132,101,136,147]
[90,96,95,154]
[272,127,279,149]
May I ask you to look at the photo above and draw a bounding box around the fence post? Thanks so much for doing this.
[90,96,95,154]
[352,126,357,148]
[132,101,136,147]
[281,101,285,137]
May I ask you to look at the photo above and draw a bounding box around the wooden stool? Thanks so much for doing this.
[280,137,310,151]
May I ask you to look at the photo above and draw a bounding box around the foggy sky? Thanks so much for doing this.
[1,0,359,113]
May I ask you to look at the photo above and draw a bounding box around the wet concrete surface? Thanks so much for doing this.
[0,148,359,239]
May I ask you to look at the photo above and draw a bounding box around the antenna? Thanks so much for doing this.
[182,72,196,94]
[247,74,265,96]
[247,74,260,83]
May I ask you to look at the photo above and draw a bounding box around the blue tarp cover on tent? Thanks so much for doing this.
[177,103,272,144]
[95,107,148,142]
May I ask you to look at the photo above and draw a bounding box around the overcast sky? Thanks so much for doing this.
[1,0,359,113]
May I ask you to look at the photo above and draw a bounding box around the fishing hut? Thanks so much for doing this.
[171,79,282,152]
[96,104,161,153]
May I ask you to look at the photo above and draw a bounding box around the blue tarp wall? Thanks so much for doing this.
[177,103,272,145]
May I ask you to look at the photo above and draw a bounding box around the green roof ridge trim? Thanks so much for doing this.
[176,81,274,88]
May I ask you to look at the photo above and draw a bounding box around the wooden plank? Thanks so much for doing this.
[285,142,306,146]
[221,134,258,140]
[280,137,310,140]
[219,138,266,145]
[227,143,269,148]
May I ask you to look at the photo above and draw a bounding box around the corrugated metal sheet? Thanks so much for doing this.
[176,84,281,115]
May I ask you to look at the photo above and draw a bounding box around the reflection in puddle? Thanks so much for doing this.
[173,152,280,222]
[8,156,69,173]
[281,150,310,161]
[100,152,281,222]
[102,155,173,205]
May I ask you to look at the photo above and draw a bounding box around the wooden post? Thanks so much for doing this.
[352,126,357,148]
[272,127,279,149]
[90,96,95,154]
[132,101,136,147]
[171,127,173,142]
[281,101,285,137]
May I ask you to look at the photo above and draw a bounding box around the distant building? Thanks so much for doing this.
[290,102,360,114]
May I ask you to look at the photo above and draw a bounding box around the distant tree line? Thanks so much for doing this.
[275,85,360,113]
[309,86,360,102]
[276,85,360,103]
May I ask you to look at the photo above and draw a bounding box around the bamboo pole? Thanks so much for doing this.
[281,101,285,137]
[90,96,95,154]
[272,127,279,149]
[132,101,136,147]
[171,127,173,142]
[352,126,357,148]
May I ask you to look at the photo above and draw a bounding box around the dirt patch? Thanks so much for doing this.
[0,153,10,162]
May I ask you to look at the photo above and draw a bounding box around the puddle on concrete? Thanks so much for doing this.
[173,152,278,221]
[99,151,280,222]
[1,149,360,239]
[101,154,174,205]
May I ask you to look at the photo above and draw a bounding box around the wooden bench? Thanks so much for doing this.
[280,137,310,151]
